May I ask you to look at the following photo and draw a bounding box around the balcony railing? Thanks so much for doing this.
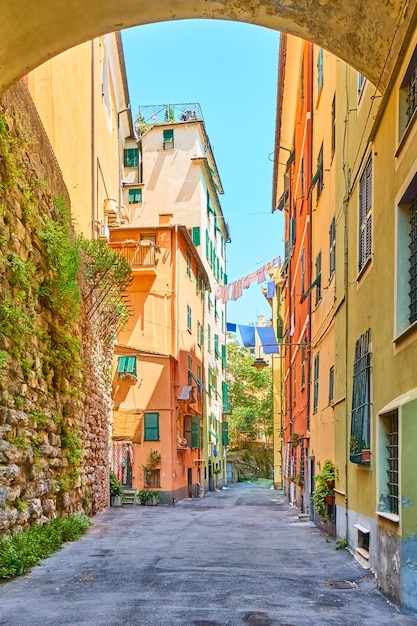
[112,242,156,270]
[136,103,204,136]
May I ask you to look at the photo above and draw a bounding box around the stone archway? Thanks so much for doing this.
[1,0,415,95]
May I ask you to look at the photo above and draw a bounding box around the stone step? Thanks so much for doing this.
[121,489,139,505]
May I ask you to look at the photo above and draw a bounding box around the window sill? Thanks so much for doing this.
[356,547,369,560]
[395,107,417,158]
[393,320,417,345]
[376,511,400,523]
[357,255,372,282]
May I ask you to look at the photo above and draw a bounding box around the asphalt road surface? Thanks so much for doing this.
[1,482,417,626]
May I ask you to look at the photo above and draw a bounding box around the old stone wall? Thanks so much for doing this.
[0,81,112,535]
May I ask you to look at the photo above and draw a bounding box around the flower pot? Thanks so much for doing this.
[324,494,335,505]
[360,449,371,463]
[110,495,122,507]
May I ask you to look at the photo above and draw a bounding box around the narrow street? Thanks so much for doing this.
[1,483,416,626]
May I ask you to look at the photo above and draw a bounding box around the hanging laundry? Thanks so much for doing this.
[256,326,279,354]
[238,324,256,347]
[257,267,266,284]
[226,322,237,332]
[267,281,276,298]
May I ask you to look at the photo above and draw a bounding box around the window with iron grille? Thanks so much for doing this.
[329,217,336,277]
[313,354,319,412]
[379,410,399,516]
[399,48,417,139]
[409,198,417,324]
[358,157,372,273]
[350,330,371,464]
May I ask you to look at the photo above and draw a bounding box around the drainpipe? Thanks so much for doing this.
[343,63,350,545]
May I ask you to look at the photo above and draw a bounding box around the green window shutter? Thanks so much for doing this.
[200,323,204,347]
[214,334,220,357]
[208,325,211,352]
[206,229,209,260]
[144,412,159,441]
[191,416,200,449]
[187,304,192,332]
[124,148,138,167]
[163,129,174,149]
[126,356,137,377]
[117,356,127,374]
[221,344,227,368]
[192,226,201,246]
[221,421,229,446]
[224,273,228,286]
[222,381,229,412]
[128,188,142,204]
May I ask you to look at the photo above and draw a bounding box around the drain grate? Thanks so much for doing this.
[326,580,358,589]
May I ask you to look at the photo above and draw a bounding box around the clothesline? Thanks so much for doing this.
[226,323,279,354]
[215,256,281,303]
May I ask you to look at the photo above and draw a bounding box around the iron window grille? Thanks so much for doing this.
[350,329,371,464]
[385,410,399,515]
[313,354,319,412]
[329,217,336,276]
[409,198,417,324]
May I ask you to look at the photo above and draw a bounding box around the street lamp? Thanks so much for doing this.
[251,356,269,371]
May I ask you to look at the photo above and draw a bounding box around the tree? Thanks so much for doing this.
[226,336,273,445]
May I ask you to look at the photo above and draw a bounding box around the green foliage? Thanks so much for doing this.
[7,253,35,293]
[137,490,159,504]
[13,396,23,409]
[335,537,348,550]
[109,471,123,497]
[36,196,81,323]
[61,426,82,467]
[312,460,337,519]
[227,337,273,446]
[0,513,91,579]
[0,114,21,191]
[14,498,27,513]
[0,351,7,369]
[30,408,48,425]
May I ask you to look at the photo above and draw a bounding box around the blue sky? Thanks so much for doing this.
[122,20,283,326]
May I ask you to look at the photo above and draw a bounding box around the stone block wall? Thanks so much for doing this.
[0,81,112,535]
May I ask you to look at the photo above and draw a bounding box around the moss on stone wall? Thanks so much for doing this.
[0,81,128,534]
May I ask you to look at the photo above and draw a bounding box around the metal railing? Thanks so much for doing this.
[114,244,156,269]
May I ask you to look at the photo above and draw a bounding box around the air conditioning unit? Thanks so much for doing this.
[98,223,110,241]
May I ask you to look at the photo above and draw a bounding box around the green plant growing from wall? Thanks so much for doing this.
[312,460,337,520]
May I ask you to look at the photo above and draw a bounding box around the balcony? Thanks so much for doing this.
[136,103,204,136]
[111,241,157,274]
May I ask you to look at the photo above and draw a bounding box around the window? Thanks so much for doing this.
[187,304,192,332]
[199,322,204,348]
[144,412,159,441]
[301,249,305,295]
[301,345,305,389]
[162,129,174,150]
[145,469,160,488]
[396,178,417,335]
[329,217,336,277]
[222,421,229,445]
[399,47,417,139]
[317,48,324,93]
[315,252,322,305]
[188,354,193,384]
[310,144,323,199]
[207,325,211,353]
[313,354,319,412]
[192,226,201,246]
[329,366,334,404]
[214,334,220,358]
[301,156,305,198]
[358,157,372,273]
[331,95,336,155]
[222,381,229,412]
[184,415,201,448]
[197,321,201,346]
[378,410,399,516]
[293,364,296,403]
[350,330,371,464]
[358,73,366,97]
[186,252,191,278]
[128,188,142,204]
[124,148,138,167]
[117,355,137,381]
[221,344,227,369]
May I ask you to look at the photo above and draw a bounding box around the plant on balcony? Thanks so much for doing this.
[312,460,337,519]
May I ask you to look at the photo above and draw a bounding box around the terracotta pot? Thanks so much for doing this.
[324,494,335,505]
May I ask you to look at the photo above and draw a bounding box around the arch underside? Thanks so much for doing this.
[0,0,415,95]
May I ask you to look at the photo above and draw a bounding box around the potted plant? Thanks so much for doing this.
[137,490,159,506]
[312,460,337,519]
[290,433,301,448]
[110,471,123,506]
